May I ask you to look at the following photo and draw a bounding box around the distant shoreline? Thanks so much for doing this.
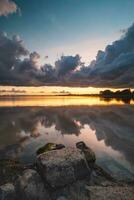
[0,93,133,98]
[0,94,99,97]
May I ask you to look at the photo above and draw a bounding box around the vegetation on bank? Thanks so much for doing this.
[100,89,134,98]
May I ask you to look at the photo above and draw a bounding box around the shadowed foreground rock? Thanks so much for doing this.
[0,183,16,200]
[86,185,134,200]
[15,169,50,200]
[36,147,91,188]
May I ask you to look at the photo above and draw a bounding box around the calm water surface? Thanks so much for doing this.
[0,96,134,181]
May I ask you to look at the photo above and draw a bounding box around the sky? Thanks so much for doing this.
[1,0,134,64]
[0,0,134,93]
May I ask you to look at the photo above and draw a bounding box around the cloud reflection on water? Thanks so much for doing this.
[0,100,134,180]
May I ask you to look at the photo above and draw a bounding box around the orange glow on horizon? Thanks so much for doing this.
[0,86,133,96]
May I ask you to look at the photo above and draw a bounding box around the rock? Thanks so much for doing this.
[0,159,25,185]
[57,196,67,200]
[93,164,115,181]
[76,141,96,165]
[36,143,65,155]
[0,183,16,200]
[36,147,91,189]
[15,169,50,200]
[51,180,90,200]
[86,185,134,200]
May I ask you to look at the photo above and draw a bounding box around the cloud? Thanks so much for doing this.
[0,23,134,87]
[0,32,29,85]
[77,23,134,87]
[55,54,81,76]
[37,55,81,84]
[0,0,18,16]
[30,52,40,65]
[40,64,56,83]
[0,32,28,69]
[0,31,82,85]
[48,22,134,88]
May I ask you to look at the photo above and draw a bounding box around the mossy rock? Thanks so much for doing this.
[76,141,96,165]
[84,148,96,163]
[36,143,65,155]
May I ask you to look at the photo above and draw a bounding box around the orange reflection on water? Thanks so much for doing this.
[0,96,134,107]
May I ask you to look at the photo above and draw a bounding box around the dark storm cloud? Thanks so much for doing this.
[11,51,45,85]
[0,32,29,85]
[0,0,18,16]
[40,64,56,82]
[0,23,134,87]
[38,55,81,84]
[0,32,28,69]
[0,30,83,85]
[41,22,134,87]
[14,51,40,73]
[0,32,46,85]
[76,23,134,87]
[55,54,81,76]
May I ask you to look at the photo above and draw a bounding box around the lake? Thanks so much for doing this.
[0,96,134,181]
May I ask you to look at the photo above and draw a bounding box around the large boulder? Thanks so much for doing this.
[15,169,50,200]
[36,147,91,189]
[0,183,16,200]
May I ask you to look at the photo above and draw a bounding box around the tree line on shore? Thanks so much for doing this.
[100,89,134,98]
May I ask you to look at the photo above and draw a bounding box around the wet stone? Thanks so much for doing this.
[36,147,91,189]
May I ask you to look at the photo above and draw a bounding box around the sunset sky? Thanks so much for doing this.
[1,0,134,64]
[0,0,134,94]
